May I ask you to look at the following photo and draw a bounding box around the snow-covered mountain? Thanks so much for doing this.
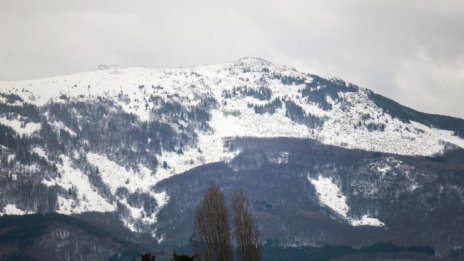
[0,57,463,259]
[2,57,463,157]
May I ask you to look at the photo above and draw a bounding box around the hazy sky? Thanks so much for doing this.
[1,0,463,118]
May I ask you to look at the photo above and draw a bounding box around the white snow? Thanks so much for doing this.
[0,117,41,136]
[7,154,16,164]
[41,178,56,187]
[87,153,159,194]
[409,184,420,192]
[267,152,289,164]
[351,215,385,227]
[153,102,309,180]
[0,96,23,106]
[315,90,460,156]
[86,153,169,234]
[49,121,77,137]
[377,165,391,176]
[32,147,48,161]
[309,176,385,227]
[49,155,115,214]
[309,176,350,218]
[56,195,77,215]
[0,204,33,216]
[0,58,462,156]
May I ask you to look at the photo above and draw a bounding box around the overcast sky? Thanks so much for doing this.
[1,0,463,118]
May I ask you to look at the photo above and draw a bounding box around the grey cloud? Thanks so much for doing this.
[0,0,463,118]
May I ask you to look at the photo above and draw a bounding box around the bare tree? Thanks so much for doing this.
[194,184,232,261]
[232,191,260,261]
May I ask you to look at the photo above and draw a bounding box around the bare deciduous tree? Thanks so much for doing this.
[194,184,232,261]
[232,191,260,261]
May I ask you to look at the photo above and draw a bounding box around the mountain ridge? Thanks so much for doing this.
[0,57,462,156]
[0,58,463,259]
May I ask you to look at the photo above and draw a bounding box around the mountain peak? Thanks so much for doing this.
[234,57,272,66]
[96,64,120,71]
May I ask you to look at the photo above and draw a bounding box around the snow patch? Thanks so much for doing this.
[267,152,289,164]
[87,153,160,194]
[309,176,350,218]
[317,90,462,156]
[0,117,41,136]
[377,165,391,176]
[50,121,77,137]
[0,96,23,106]
[351,215,386,227]
[309,176,384,227]
[52,155,115,214]
[0,204,33,216]
[32,147,48,161]
[7,154,16,164]
[86,153,169,235]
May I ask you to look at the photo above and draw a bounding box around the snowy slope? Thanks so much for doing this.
[309,176,384,227]
[1,57,462,158]
[0,57,463,236]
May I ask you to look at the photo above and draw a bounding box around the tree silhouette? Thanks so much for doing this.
[232,191,260,261]
[171,251,200,261]
[131,252,156,261]
[193,184,232,261]
[141,252,156,261]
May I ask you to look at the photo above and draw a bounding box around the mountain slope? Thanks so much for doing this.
[0,214,143,260]
[1,57,463,157]
[0,58,463,259]
[154,138,464,257]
